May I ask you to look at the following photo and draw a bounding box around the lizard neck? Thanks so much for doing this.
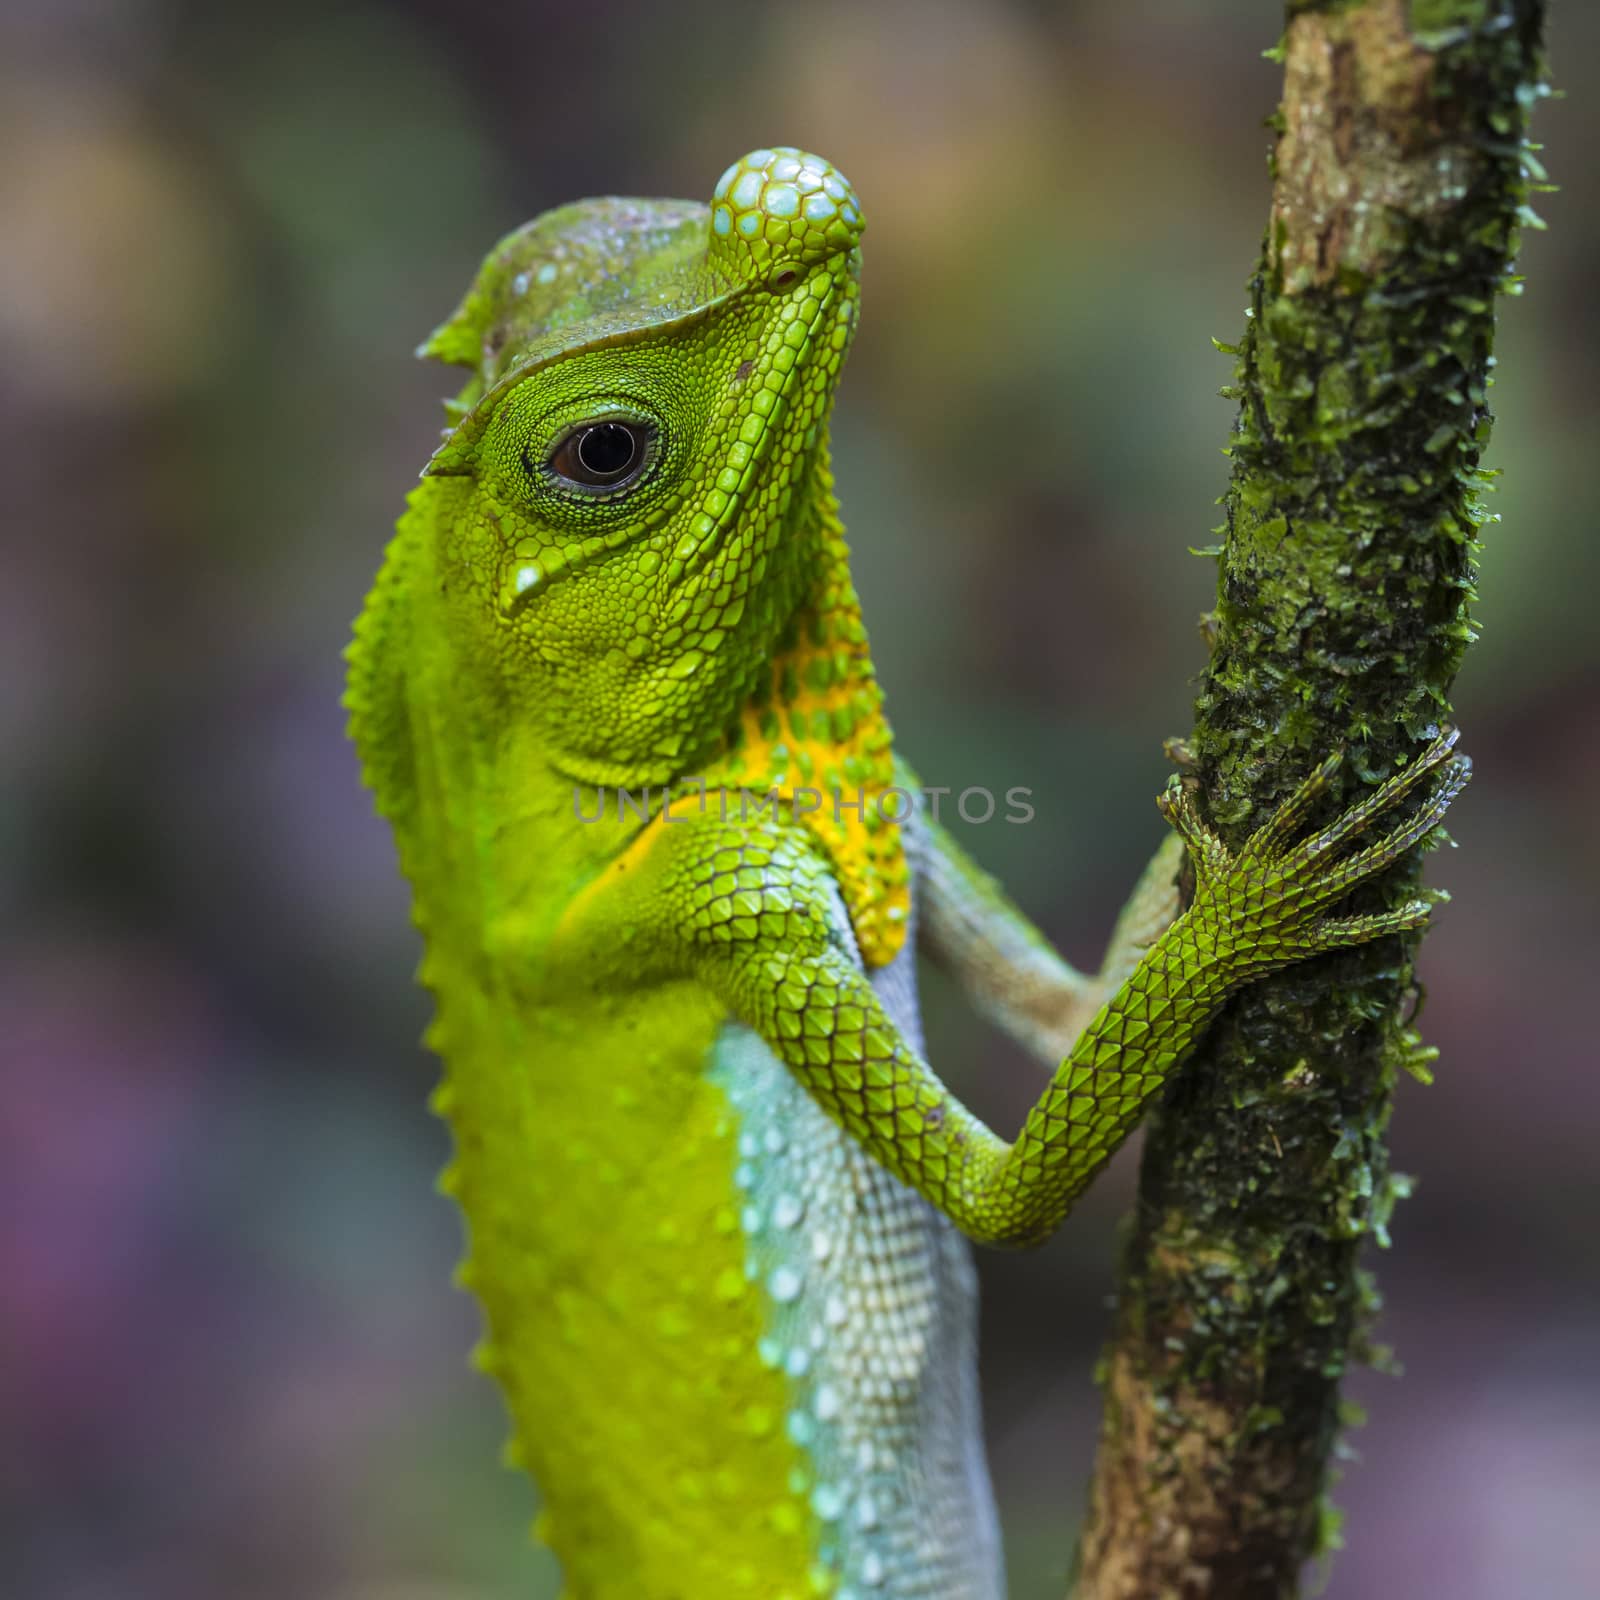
[700,450,909,968]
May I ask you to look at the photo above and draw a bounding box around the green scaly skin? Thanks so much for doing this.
[345,148,1468,1599]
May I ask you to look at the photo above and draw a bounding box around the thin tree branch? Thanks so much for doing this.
[1072,4,1547,1596]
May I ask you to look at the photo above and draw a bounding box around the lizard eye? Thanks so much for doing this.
[544,419,656,493]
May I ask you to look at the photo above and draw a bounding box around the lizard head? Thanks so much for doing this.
[420,148,866,786]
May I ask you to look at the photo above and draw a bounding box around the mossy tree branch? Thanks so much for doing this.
[1071,4,1547,1597]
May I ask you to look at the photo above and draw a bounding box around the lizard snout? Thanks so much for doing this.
[709,146,864,287]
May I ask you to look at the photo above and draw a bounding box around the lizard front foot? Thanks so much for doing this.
[1157,730,1471,976]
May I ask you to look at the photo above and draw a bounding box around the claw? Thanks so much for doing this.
[1157,780,1229,880]
[1319,757,1470,893]
[1286,739,1472,928]
[1246,747,1345,860]
[1155,779,1192,834]
[1312,896,1435,952]
[1299,730,1463,864]
[1284,751,1468,925]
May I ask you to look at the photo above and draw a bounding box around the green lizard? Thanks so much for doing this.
[346,147,1468,1599]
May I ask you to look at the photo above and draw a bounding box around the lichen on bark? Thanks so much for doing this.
[1071,4,1547,1597]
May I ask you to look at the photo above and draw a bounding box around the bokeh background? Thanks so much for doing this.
[4,2,1596,1596]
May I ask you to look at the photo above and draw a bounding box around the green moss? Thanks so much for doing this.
[1410,0,1492,37]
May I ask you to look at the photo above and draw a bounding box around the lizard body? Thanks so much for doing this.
[347,149,1466,1599]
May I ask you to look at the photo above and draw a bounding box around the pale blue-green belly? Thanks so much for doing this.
[709,918,1004,1599]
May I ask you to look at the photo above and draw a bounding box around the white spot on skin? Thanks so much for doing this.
[536,262,558,285]
[513,565,541,593]
[769,1266,802,1303]
[773,1193,804,1229]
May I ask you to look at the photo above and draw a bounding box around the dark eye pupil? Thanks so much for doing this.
[576,423,637,479]
[542,417,656,493]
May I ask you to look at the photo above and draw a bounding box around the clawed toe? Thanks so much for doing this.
[1297,730,1465,864]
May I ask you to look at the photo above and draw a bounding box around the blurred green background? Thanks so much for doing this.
[3,2,1596,1597]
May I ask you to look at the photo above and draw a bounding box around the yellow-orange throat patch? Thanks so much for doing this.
[702,551,908,969]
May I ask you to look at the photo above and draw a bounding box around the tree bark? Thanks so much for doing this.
[1071,4,1547,1597]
